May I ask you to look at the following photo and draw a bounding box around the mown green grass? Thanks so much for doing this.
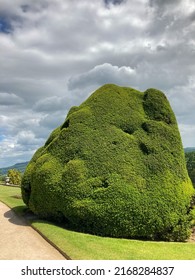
[1,185,195,260]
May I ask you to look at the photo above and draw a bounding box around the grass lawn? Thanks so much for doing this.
[0,184,195,260]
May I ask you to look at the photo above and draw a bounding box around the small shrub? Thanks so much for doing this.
[8,169,22,185]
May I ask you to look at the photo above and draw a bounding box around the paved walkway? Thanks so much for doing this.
[0,202,66,260]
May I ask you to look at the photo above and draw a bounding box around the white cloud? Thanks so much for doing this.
[68,63,136,90]
[168,82,195,124]
[0,92,23,106]
[33,96,67,112]
[16,130,41,146]
[39,111,67,130]
[179,124,195,148]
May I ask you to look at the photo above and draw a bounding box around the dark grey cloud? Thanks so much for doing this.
[149,0,182,8]
[189,11,195,21]
[104,0,126,6]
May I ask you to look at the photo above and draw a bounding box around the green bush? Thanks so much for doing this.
[8,169,22,185]
[21,84,195,241]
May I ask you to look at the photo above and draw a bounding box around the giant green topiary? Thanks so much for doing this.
[21,84,195,241]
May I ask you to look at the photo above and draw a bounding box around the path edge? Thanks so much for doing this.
[0,200,71,260]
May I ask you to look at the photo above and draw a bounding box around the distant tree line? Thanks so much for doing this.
[185,152,195,185]
[0,172,5,183]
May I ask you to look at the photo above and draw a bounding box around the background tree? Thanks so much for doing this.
[185,152,195,186]
[0,170,5,184]
[8,169,22,185]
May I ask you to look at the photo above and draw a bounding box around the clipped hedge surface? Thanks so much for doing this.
[21,84,195,241]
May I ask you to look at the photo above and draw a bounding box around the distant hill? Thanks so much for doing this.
[0,161,29,175]
[184,147,195,153]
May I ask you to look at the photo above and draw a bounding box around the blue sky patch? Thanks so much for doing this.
[0,134,5,142]
[0,16,12,34]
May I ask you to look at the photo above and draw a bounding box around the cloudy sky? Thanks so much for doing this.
[0,0,195,167]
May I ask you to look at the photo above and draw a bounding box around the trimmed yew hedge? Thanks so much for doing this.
[22,84,195,241]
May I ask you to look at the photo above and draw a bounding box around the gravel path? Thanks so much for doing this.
[0,202,66,260]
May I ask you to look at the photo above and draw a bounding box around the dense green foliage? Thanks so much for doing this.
[0,170,5,183]
[185,152,195,185]
[8,169,22,185]
[21,84,195,241]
